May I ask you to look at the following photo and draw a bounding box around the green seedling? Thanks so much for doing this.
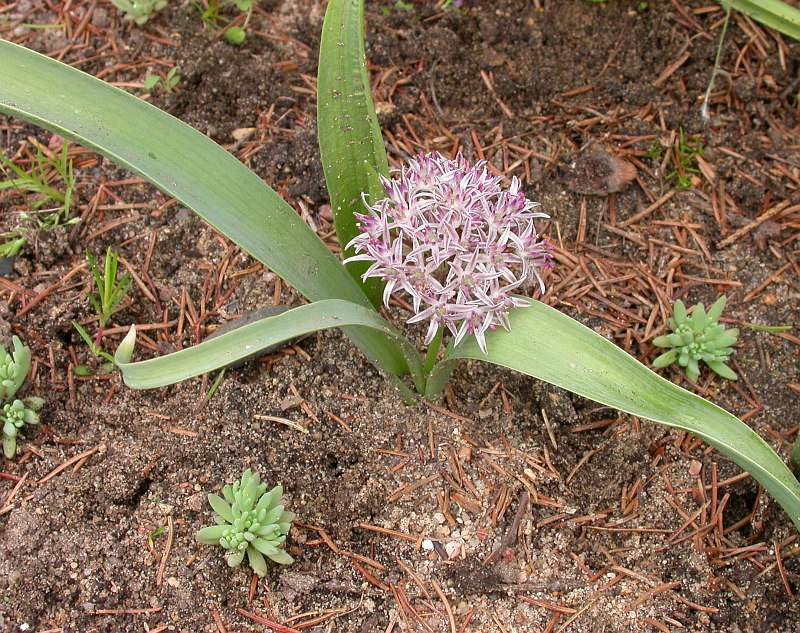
[147,524,168,549]
[143,68,180,93]
[0,140,77,255]
[0,236,26,258]
[85,247,133,328]
[652,296,738,383]
[72,247,133,374]
[72,325,115,373]
[197,470,294,576]
[0,336,44,458]
[110,0,167,26]
[646,130,704,190]
[193,0,253,44]
[701,4,733,120]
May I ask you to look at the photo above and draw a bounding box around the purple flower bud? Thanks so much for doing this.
[345,152,552,354]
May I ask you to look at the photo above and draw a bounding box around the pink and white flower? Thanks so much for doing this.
[346,152,552,353]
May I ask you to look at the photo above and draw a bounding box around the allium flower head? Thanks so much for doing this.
[346,152,552,353]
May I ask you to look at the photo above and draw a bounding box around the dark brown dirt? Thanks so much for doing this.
[1,1,799,632]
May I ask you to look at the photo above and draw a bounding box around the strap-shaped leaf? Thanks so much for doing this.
[318,0,390,308]
[427,299,800,531]
[721,0,800,40]
[116,299,423,391]
[0,39,409,377]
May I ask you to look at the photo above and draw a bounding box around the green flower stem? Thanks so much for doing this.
[423,326,444,378]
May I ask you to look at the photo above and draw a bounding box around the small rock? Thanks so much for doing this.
[187,494,204,512]
[753,220,781,251]
[232,127,256,142]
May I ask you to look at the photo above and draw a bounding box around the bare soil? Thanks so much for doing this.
[1,1,799,632]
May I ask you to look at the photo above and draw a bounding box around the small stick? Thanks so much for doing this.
[431,580,456,633]
[484,491,530,565]
[0,472,29,514]
[619,191,675,228]
[742,262,792,303]
[253,414,308,434]
[39,444,103,484]
[155,515,174,588]
[211,608,228,633]
[236,608,300,633]
[89,607,162,615]
[357,522,420,543]
[717,200,795,248]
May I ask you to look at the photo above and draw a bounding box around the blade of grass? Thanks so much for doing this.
[0,39,409,377]
[115,299,423,392]
[427,299,800,532]
[318,0,390,309]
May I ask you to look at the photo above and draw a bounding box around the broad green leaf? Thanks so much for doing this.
[196,525,227,545]
[721,0,800,40]
[427,299,800,532]
[246,548,268,577]
[0,39,409,377]
[207,494,235,523]
[318,0,390,308]
[115,299,424,392]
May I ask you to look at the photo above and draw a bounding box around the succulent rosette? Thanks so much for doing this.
[197,469,294,577]
[0,336,43,459]
[652,296,738,382]
[345,152,552,353]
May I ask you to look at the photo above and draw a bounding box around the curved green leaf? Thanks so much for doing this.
[721,0,800,41]
[115,299,423,392]
[0,39,408,377]
[318,0,390,308]
[427,299,800,532]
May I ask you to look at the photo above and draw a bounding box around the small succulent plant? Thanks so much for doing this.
[0,336,44,458]
[2,397,45,459]
[652,296,738,383]
[196,469,294,577]
[110,0,167,26]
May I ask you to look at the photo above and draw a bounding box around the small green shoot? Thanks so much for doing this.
[652,296,738,383]
[72,247,133,375]
[0,140,77,256]
[72,323,115,373]
[701,4,733,120]
[742,323,793,333]
[193,0,253,44]
[143,68,180,93]
[110,0,167,26]
[87,247,133,328]
[197,470,294,577]
[147,524,168,549]
[646,130,704,190]
[0,236,26,258]
[0,336,44,458]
